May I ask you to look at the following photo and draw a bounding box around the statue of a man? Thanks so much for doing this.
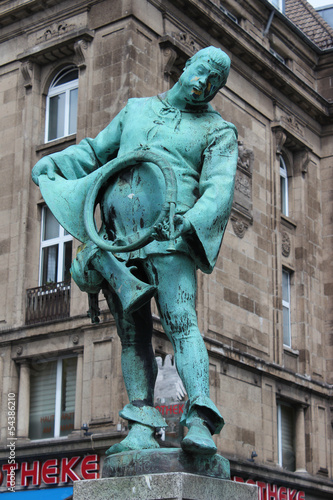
[32,46,238,456]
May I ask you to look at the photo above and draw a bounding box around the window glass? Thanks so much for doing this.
[54,68,78,87]
[40,206,73,286]
[42,245,58,285]
[60,357,76,437]
[29,361,57,440]
[154,355,186,447]
[46,67,78,142]
[48,93,66,141]
[268,0,284,12]
[278,403,296,471]
[29,357,77,440]
[43,207,59,240]
[280,156,289,217]
[282,269,291,347]
[69,88,78,135]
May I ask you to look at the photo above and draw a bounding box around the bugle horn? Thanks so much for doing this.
[38,151,177,316]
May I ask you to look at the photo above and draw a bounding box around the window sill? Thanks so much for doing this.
[283,345,299,357]
[281,214,297,231]
[36,134,76,155]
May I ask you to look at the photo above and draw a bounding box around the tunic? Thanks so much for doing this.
[36,94,238,273]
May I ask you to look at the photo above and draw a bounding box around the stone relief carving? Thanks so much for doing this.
[237,141,254,174]
[282,231,291,257]
[281,113,304,137]
[231,141,253,237]
[21,61,33,89]
[74,39,88,69]
[37,22,76,43]
[230,214,249,239]
[171,32,200,53]
[162,46,178,76]
[275,129,287,155]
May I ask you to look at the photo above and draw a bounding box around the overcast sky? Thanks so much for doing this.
[307,0,333,8]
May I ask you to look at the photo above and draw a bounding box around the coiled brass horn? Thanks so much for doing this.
[38,151,177,317]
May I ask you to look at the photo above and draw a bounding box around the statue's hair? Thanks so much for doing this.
[186,46,231,88]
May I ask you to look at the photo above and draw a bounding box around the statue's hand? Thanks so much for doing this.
[152,215,192,241]
[31,158,57,186]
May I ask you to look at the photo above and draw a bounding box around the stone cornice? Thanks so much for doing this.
[203,335,333,399]
[156,0,333,124]
[17,28,94,65]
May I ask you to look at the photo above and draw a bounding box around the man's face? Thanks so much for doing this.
[178,59,224,104]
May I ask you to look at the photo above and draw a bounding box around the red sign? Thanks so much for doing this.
[232,476,305,500]
[1,454,99,491]
[155,403,185,416]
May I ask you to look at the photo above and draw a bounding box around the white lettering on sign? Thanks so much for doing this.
[232,476,305,500]
[0,454,99,489]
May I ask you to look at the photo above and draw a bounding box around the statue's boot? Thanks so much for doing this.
[181,416,217,456]
[106,422,160,455]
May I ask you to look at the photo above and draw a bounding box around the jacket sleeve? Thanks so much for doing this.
[182,122,238,273]
[32,105,126,182]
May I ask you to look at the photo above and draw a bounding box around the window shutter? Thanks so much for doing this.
[29,361,57,440]
[281,404,296,471]
[60,357,77,436]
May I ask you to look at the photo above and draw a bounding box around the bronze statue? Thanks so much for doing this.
[32,46,238,456]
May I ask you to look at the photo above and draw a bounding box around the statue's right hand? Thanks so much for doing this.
[31,158,56,186]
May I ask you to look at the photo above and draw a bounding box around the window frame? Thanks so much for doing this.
[29,355,77,441]
[277,401,296,471]
[280,155,289,217]
[39,205,73,287]
[282,267,292,348]
[45,66,79,143]
[268,0,285,13]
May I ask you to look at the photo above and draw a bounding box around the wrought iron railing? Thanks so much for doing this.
[25,281,71,325]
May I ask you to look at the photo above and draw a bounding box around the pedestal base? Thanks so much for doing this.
[102,448,230,479]
[73,472,258,499]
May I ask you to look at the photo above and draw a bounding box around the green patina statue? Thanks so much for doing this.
[32,46,238,457]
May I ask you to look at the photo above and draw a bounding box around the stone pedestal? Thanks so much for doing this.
[73,472,258,499]
[102,448,230,479]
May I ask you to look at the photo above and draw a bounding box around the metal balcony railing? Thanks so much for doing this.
[25,281,71,325]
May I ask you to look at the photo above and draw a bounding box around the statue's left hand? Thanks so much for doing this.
[152,214,192,241]
[32,158,57,186]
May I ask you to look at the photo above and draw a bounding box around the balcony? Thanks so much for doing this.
[26,281,71,325]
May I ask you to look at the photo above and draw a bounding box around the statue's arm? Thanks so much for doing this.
[32,106,126,185]
[182,124,238,272]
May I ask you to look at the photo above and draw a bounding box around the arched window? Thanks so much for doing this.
[45,66,78,142]
[280,156,289,217]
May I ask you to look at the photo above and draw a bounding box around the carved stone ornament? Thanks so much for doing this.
[21,61,33,89]
[231,214,249,238]
[74,39,88,69]
[37,22,76,43]
[16,345,23,356]
[171,32,200,53]
[162,46,178,76]
[282,231,291,257]
[72,334,79,345]
[233,141,253,219]
[275,129,287,155]
[237,141,254,173]
[281,114,304,137]
[294,149,310,175]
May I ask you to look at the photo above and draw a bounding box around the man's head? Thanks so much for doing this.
[178,46,231,105]
[185,47,231,88]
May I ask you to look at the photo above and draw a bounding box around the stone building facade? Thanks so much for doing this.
[0,0,332,498]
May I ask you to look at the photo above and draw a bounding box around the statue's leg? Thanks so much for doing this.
[145,254,223,455]
[103,286,165,454]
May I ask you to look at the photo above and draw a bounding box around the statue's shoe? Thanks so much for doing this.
[105,423,160,456]
[181,419,217,456]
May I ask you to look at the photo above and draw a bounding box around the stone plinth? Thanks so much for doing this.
[73,472,258,499]
[102,448,230,479]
